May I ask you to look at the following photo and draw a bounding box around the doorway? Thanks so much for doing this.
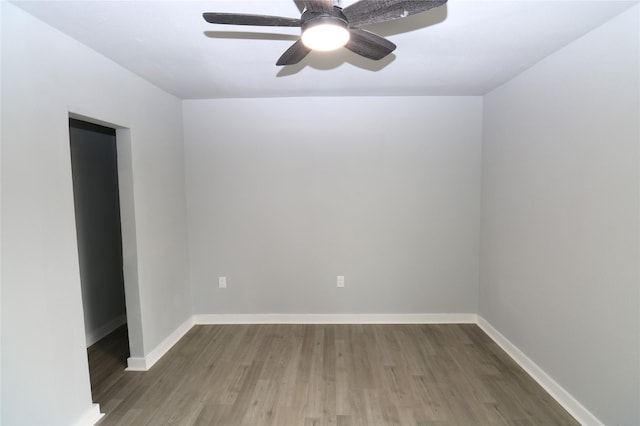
[69,118,130,398]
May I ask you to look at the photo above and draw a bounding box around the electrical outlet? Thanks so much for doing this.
[337,275,345,288]
[218,276,227,289]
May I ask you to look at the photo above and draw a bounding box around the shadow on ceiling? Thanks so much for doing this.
[276,50,396,75]
[204,31,299,41]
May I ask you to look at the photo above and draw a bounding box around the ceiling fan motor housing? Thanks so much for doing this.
[301,14,349,32]
[301,6,349,25]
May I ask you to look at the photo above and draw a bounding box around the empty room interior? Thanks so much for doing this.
[1,0,639,425]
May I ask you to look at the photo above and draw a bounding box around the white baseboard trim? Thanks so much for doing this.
[476,316,603,426]
[126,356,148,371]
[74,403,103,426]
[126,316,195,371]
[118,312,599,426]
[194,313,478,325]
[85,314,127,347]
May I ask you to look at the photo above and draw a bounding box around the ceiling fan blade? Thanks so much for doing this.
[276,39,311,66]
[342,0,446,27]
[300,0,334,13]
[345,28,396,60]
[203,13,302,27]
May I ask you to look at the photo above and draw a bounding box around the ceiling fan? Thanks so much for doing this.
[203,0,447,66]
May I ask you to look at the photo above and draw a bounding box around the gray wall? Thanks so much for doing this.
[69,121,127,347]
[480,6,639,425]
[1,3,191,424]
[184,97,482,315]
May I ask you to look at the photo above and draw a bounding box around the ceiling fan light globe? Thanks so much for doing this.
[301,22,350,51]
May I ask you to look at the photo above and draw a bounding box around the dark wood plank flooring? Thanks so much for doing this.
[91,324,578,426]
[88,325,130,398]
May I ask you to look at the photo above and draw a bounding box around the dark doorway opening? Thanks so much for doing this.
[69,118,130,399]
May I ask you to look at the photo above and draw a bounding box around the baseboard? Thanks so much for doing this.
[119,312,600,426]
[125,313,475,370]
[74,403,103,426]
[476,316,603,426]
[194,313,478,324]
[85,314,127,347]
[126,356,148,371]
[126,316,194,371]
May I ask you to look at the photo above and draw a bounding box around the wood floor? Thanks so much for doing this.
[88,325,130,398]
[90,324,578,426]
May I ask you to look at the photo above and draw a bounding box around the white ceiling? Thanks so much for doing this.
[11,0,637,99]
